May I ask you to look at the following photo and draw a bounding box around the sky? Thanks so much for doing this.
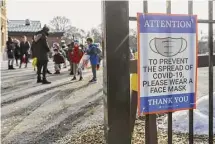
[6,0,214,35]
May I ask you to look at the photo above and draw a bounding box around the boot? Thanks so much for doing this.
[71,76,76,81]
[11,65,15,70]
[79,76,83,81]
[42,78,51,84]
[70,71,74,75]
[89,78,97,83]
[8,65,11,70]
[25,64,27,68]
[37,76,42,83]
[47,69,52,74]
[54,71,60,74]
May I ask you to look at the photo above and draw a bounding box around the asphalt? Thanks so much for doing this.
[1,60,214,144]
[1,61,103,144]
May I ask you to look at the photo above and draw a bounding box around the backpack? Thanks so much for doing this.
[96,47,103,59]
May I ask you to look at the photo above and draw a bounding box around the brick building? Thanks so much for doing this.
[8,19,64,47]
[1,0,8,52]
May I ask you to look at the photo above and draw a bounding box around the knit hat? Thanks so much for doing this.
[53,42,60,49]
[74,40,79,44]
[42,25,49,32]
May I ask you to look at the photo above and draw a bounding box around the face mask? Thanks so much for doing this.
[54,51,58,54]
[149,37,187,57]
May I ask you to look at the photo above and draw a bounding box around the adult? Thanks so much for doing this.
[32,36,52,74]
[68,41,74,75]
[13,39,21,66]
[19,35,30,68]
[6,37,15,70]
[86,38,98,83]
[33,25,51,84]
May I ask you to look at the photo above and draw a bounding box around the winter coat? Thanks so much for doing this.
[53,53,65,64]
[69,46,84,64]
[6,41,15,59]
[33,31,50,61]
[63,48,70,61]
[87,44,98,65]
[67,47,73,62]
[14,43,21,59]
[59,48,66,58]
[31,41,36,58]
[20,41,30,54]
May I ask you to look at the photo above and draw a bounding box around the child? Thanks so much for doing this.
[53,48,65,74]
[61,44,68,68]
[70,40,84,81]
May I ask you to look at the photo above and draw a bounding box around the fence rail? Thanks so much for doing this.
[128,0,214,144]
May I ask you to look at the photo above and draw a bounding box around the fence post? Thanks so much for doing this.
[208,1,214,144]
[102,1,131,144]
[142,1,158,144]
[188,1,194,144]
[166,1,173,144]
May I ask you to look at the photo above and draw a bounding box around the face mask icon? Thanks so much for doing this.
[149,37,187,57]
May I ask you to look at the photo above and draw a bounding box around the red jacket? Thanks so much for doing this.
[69,46,83,64]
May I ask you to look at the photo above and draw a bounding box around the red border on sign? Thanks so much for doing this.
[137,13,141,116]
[137,13,198,115]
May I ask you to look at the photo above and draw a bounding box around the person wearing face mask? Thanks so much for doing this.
[6,37,16,70]
[19,36,30,68]
[53,47,65,74]
[67,41,74,75]
[60,43,68,68]
[33,25,51,84]
[32,36,52,74]
[86,38,98,83]
[70,40,84,81]
[13,39,21,66]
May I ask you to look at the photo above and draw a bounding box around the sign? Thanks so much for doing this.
[137,13,198,114]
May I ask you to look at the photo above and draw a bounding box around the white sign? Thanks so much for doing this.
[137,13,198,114]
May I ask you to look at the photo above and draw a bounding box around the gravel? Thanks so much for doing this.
[68,116,215,144]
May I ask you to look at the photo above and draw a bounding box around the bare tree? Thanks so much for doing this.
[90,27,102,43]
[49,16,71,32]
[62,26,87,44]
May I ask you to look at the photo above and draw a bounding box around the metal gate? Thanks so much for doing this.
[102,0,214,144]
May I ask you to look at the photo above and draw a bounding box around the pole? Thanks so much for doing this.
[102,1,131,144]
[188,1,194,144]
[208,1,213,143]
[143,1,158,144]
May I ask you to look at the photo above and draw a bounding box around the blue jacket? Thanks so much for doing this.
[87,44,98,65]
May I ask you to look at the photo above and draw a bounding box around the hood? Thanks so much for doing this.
[73,45,80,50]
[34,34,43,42]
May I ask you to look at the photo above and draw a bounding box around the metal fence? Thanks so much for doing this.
[128,0,214,144]
[102,1,214,144]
